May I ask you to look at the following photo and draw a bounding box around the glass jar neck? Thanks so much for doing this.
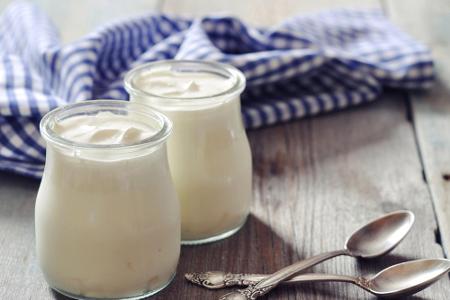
[124,60,246,110]
[40,100,172,153]
[45,139,167,162]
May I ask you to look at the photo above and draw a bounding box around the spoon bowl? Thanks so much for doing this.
[368,258,450,297]
[345,210,415,258]
[210,259,450,299]
[218,211,416,299]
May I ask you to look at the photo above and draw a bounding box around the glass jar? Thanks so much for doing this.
[125,60,252,245]
[35,100,180,299]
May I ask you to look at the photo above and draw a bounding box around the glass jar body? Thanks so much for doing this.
[35,102,180,299]
[131,93,252,244]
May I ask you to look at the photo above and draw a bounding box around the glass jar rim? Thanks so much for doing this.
[124,60,246,105]
[40,100,172,150]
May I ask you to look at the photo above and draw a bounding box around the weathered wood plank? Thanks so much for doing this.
[385,0,450,255]
[152,94,450,299]
[1,96,449,299]
[0,174,49,299]
[162,0,379,26]
[0,0,162,43]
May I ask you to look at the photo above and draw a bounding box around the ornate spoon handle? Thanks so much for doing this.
[186,271,358,288]
[219,249,349,299]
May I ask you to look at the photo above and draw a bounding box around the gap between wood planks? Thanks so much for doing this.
[402,92,447,257]
[382,0,450,258]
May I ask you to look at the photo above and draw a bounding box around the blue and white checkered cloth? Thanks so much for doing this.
[0,1,434,178]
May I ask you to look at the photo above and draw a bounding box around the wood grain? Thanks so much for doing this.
[2,97,449,299]
[162,0,379,26]
[0,0,449,299]
[385,0,450,255]
[151,94,450,300]
[0,0,162,43]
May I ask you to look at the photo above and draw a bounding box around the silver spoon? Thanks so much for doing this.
[188,259,450,298]
[217,210,415,299]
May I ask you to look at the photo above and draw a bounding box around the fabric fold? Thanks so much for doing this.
[0,1,434,177]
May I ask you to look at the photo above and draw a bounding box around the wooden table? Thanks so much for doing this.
[1,0,450,299]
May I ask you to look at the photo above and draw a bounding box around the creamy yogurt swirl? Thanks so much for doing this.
[53,112,155,145]
[134,68,235,98]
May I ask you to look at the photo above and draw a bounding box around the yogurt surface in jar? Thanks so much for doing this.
[53,111,156,144]
[35,101,180,299]
[133,67,235,98]
[126,61,252,245]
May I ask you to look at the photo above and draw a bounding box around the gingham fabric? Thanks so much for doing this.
[0,1,434,178]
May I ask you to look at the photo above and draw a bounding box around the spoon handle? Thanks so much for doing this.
[219,249,348,299]
[261,273,358,284]
[187,271,358,288]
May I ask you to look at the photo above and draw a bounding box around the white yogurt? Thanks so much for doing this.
[134,68,235,98]
[126,61,252,244]
[53,111,155,145]
[36,101,180,299]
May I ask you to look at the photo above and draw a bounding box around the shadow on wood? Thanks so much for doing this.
[157,213,297,299]
[355,253,419,275]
